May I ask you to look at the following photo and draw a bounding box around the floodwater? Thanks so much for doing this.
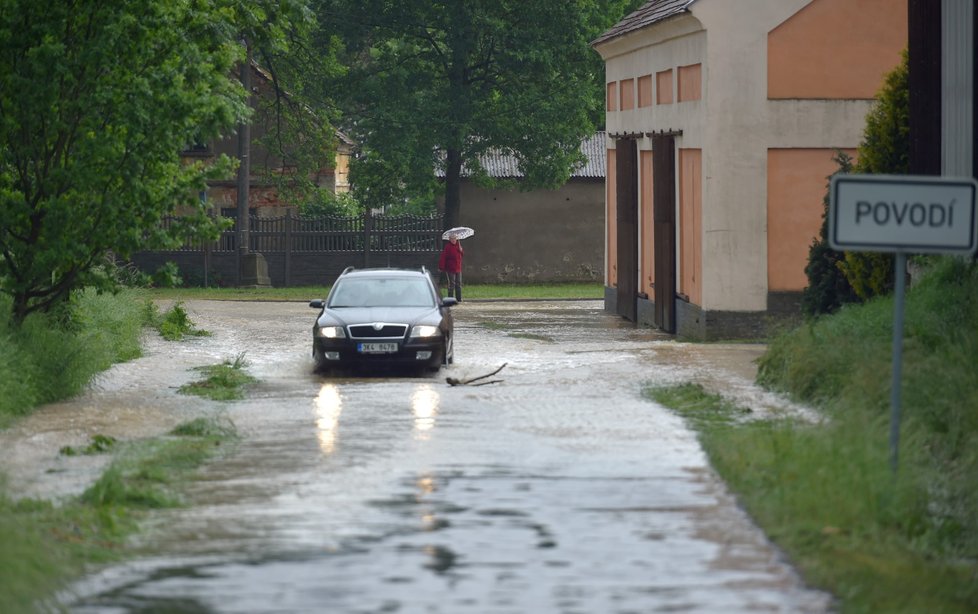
[1,300,830,613]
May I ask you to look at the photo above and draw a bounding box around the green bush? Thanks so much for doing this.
[838,49,909,300]
[801,151,859,316]
[803,50,909,313]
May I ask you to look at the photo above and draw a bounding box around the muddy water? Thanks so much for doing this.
[1,300,829,612]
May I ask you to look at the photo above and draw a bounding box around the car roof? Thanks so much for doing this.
[336,267,429,280]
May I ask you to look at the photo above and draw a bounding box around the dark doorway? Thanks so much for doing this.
[652,135,676,333]
[615,137,639,321]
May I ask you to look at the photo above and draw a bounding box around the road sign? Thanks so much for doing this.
[829,174,978,255]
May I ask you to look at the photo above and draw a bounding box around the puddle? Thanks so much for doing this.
[1,299,829,612]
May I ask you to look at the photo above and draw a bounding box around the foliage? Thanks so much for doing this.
[150,262,184,289]
[648,381,977,613]
[0,290,151,424]
[300,190,362,217]
[60,434,118,457]
[178,353,256,401]
[315,0,641,227]
[240,1,345,210]
[759,257,978,556]
[0,0,256,325]
[836,50,910,300]
[801,151,860,316]
[148,301,211,341]
[0,417,237,609]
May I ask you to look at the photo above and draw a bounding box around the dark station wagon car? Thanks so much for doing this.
[309,267,457,373]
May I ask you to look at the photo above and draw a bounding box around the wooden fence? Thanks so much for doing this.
[134,212,445,287]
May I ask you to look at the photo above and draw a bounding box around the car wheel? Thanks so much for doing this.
[443,338,454,365]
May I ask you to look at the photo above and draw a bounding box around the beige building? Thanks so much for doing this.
[592,0,907,339]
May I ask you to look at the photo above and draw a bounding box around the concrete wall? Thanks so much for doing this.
[455,178,605,284]
[594,0,907,338]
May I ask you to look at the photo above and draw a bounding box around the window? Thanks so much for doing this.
[678,64,702,102]
[656,69,673,105]
[620,78,635,111]
[606,82,618,111]
[638,75,653,107]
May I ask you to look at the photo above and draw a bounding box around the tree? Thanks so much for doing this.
[314,0,640,227]
[801,151,859,316]
[838,50,910,300]
[0,0,249,324]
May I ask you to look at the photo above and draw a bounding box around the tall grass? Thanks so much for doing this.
[649,257,978,612]
[0,417,237,612]
[0,290,152,425]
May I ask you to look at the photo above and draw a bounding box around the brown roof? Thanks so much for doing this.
[591,0,696,46]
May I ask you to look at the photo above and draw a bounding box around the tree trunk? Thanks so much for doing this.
[444,147,463,230]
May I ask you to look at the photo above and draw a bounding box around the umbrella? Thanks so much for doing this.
[442,226,475,240]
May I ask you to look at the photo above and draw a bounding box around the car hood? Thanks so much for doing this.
[317,306,441,328]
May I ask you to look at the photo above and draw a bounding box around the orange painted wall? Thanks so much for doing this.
[679,149,702,306]
[640,150,655,296]
[767,148,856,291]
[678,64,702,102]
[768,0,908,99]
[656,70,673,105]
[607,82,618,111]
[638,75,653,108]
[607,148,618,286]
[620,78,635,111]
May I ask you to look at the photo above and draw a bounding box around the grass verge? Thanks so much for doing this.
[0,290,152,428]
[140,282,603,302]
[645,256,978,613]
[0,416,237,612]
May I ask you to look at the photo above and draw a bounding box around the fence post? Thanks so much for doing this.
[204,210,213,287]
[285,209,293,286]
[363,212,372,267]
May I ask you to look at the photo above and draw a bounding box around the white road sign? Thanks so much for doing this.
[829,174,978,254]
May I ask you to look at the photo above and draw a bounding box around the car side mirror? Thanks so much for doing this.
[309,299,325,309]
[441,297,458,307]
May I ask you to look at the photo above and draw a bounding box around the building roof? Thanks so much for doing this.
[438,132,606,180]
[591,0,696,46]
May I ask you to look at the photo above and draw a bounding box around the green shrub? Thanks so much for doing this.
[801,151,859,316]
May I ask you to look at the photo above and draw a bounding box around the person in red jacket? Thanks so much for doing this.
[438,235,464,302]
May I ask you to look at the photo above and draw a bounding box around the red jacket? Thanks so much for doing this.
[438,241,463,273]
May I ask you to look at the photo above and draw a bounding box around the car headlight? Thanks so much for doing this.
[410,325,441,338]
[316,326,346,339]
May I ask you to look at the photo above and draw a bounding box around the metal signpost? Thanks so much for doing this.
[829,174,978,472]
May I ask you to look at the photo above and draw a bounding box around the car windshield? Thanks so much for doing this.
[328,277,436,308]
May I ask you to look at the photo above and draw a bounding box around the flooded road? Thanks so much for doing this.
[3,299,829,612]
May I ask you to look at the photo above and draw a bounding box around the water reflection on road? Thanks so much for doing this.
[55,299,828,613]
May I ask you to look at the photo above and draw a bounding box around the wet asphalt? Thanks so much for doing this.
[50,299,830,613]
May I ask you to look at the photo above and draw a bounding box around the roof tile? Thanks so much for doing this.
[591,0,696,46]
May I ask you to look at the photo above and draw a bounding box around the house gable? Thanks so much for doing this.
[768,0,908,99]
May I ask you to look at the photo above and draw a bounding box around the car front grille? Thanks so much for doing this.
[348,323,408,339]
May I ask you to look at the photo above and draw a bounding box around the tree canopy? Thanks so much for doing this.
[315,0,640,227]
[0,0,331,324]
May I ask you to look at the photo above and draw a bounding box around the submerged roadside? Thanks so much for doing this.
[0,292,244,612]
[646,258,978,613]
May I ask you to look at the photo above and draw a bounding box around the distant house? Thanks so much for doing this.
[591,0,907,339]
[438,132,606,284]
[181,61,353,218]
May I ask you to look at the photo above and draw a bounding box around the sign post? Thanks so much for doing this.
[829,174,978,472]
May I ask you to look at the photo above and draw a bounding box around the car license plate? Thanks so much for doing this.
[357,342,398,354]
